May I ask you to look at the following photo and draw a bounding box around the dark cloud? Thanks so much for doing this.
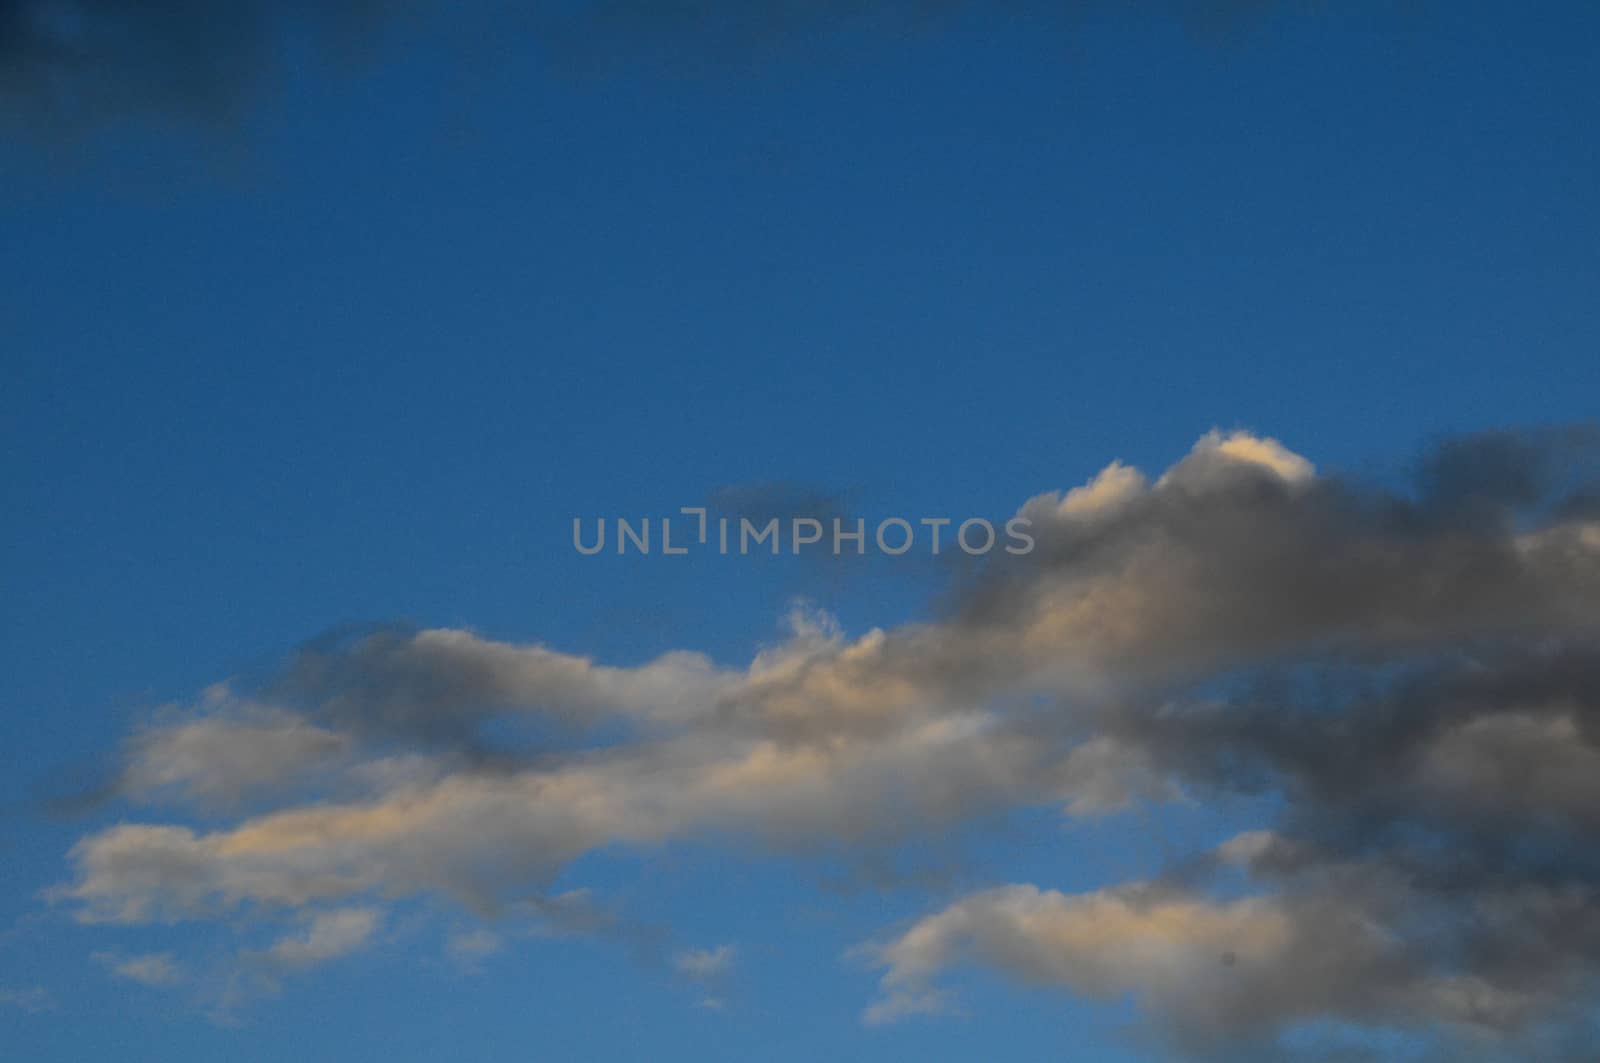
[1099,643,1600,1047]
[0,0,419,135]
[1,0,1304,137]
[705,479,861,530]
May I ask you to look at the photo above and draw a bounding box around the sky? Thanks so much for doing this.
[2,2,1599,1060]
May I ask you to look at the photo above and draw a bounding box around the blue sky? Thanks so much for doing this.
[3,2,1599,1060]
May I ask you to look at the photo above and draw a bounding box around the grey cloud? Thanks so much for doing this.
[705,480,861,530]
[1116,642,1600,891]
[959,428,1600,683]
[2,0,1308,138]
[120,696,349,809]
[864,857,1599,1061]
[48,426,1600,1054]
[865,879,1418,1038]
[265,623,732,754]
[852,428,1600,1057]
[52,709,1067,924]
[0,0,421,135]
[114,426,1599,795]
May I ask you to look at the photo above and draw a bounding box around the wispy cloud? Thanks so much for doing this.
[444,928,502,973]
[674,943,736,980]
[0,985,55,1013]
[93,950,182,987]
[255,908,381,973]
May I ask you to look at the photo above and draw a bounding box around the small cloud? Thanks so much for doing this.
[259,908,381,972]
[674,944,736,980]
[210,907,386,1018]
[675,944,737,1012]
[93,950,182,987]
[0,986,56,1013]
[445,928,503,972]
[863,988,957,1026]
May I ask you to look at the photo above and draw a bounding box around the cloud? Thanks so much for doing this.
[865,823,1600,1058]
[46,426,1600,1052]
[268,625,735,747]
[93,950,182,987]
[675,943,737,1012]
[444,928,502,971]
[1113,642,1600,883]
[120,689,349,808]
[0,985,54,1013]
[862,983,955,1025]
[675,943,735,979]
[706,480,860,530]
[865,882,1309,1032]
[0,0,421,136]
[1,1,1307,140]
[255,907,381,972]
[862,869,1522,1052]
[192,906,385,1018]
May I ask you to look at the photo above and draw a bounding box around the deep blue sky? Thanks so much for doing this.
[2,2,1598,1059]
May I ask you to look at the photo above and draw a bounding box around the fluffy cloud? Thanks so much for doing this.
[51,427,1600,1054]
[862,861,1569,1054]
[120,690,349,808]
[60,710,1056,922]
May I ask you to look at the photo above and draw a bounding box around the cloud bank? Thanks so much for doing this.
[50,426,1600,1057]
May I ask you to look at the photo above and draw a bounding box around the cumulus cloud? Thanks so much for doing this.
[47,426,1600,1051]
[864,870,1500,1051]
[867,883,1308,1031]
[867,824,1600,1058]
